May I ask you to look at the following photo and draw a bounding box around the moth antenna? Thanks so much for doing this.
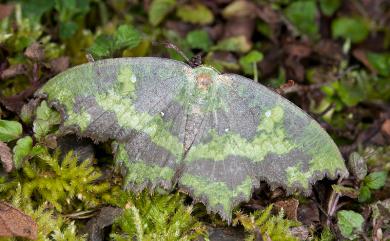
[153,41,202,67]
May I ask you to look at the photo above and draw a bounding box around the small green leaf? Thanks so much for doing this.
[0,120,23,142]
[114,25,141,50]
[186,30,212,51]
[33,101,61,140]
[88,25,141,59]
[332,184,359,198]
[30,144,46,157]
[364,171,388,190]
[149,0,176,26]
[12,136,33,169]
[59,21,78,39]
[358,185,371,202]
[284,0,319,39]
[337,210,364,240]
[213,36,252,53]
[332,17,370,43]
[88,35,114,59]
[21,0,55,23]
[319,0,341,16]
[239,50,264,75]
[176,3,214,25]
[366,52,390,77]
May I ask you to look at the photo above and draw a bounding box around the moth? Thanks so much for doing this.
[35,57,348,221]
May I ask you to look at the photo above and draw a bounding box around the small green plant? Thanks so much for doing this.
[233,205,300,241]
[110,191,207,241]
[337,210,364,240]
[358,171,388,202]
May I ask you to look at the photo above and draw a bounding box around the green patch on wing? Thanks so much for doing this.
[115,143,174,185]
[180,174,253,219]
[287,121,346,187]
[186,106,295,162]
[95,67,183,159]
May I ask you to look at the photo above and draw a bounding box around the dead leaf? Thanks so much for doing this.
[284,42,312,59]
[223,17,255,42]
[1,64,26,80]
[0,201,37,240]
[86,206,123,241]
[0,141,12,172]
[332,184,359,198]
[0,4,14,20]
[290,226,309,240]
[276,79,295,94]
[297,201,320,226]
[24,43,45,62]
[353,49,377,74]
[274,198,299,220]
[381,119,390,136]
[284,56,305,82]
[49,57,70,74]
[313,40,343,64]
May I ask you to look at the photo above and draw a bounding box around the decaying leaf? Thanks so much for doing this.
[0,201,38,240]
[34,57,348,221]
[0,141,13,172]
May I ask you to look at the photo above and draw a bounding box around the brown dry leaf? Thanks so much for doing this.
[290,226,309,240]
[297,201,320,226]
[284,56,305,82]
[276,79,295,94]
[274,198,299,220]
[0,4,14,20]
[284,42,312,59]
[0,141,13,172]
[0,201,37,240]
[0,64,26,80]
[24,43,45,62]
[313,40,343,63]
[353,49,377,74]
[381,119,390,136]
[49,57,70,74]
[86,206,123,241]
[223,17,255,41]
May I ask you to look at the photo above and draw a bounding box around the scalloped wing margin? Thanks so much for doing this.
[35,57,348,223]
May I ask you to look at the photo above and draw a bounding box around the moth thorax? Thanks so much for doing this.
[195,73,213,90]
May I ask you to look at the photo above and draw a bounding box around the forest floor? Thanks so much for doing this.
[0,1,389,240]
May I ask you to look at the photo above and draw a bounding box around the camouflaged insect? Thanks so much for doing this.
[35,57,348,222]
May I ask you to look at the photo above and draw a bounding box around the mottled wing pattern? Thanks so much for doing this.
[37,58,190,190]
[36,57,348,222]
[178,72,348,220]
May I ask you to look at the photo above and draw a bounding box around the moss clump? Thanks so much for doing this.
[233,205,300,241]
[110,191,207,241]
[1,150,110,212]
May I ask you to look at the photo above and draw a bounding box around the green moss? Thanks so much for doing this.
[1,150,110,212]
[233,204,300,241]
[110,191,207,241]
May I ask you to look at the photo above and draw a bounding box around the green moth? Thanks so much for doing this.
[35,57,348,222]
